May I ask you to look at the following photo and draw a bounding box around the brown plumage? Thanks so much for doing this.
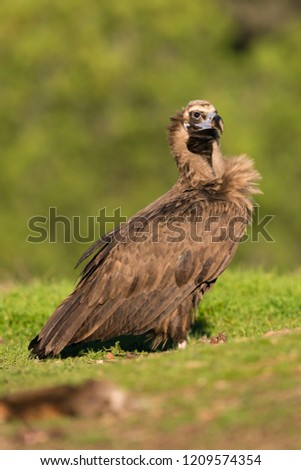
[29,100,261,359]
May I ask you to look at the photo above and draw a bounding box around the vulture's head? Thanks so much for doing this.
[168,100,224,157]
[183,100,223,138]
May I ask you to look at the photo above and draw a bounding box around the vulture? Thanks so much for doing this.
[29,100,261,359]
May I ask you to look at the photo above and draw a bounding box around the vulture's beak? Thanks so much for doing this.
[195,112,224,135]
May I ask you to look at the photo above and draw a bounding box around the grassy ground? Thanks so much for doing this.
[0,270,301,449]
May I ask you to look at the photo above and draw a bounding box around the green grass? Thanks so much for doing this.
[1,270,301,449]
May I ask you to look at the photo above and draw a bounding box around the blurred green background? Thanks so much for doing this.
[1,0,300,281]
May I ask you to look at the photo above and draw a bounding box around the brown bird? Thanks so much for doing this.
[29,100,261,359]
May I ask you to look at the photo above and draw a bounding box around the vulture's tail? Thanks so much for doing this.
[28,289,85,359]
[28,334,53,359]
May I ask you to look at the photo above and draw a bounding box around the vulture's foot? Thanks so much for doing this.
[177,339,187,350]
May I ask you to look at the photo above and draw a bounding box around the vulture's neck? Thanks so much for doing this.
[169,123,225,189]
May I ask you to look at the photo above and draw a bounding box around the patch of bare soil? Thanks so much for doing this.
[263,327,301,337]
[0,380,128,422]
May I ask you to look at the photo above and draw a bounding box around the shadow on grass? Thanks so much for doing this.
[59,316,212,359]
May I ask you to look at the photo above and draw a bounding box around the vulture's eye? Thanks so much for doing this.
[192,111,201,119]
